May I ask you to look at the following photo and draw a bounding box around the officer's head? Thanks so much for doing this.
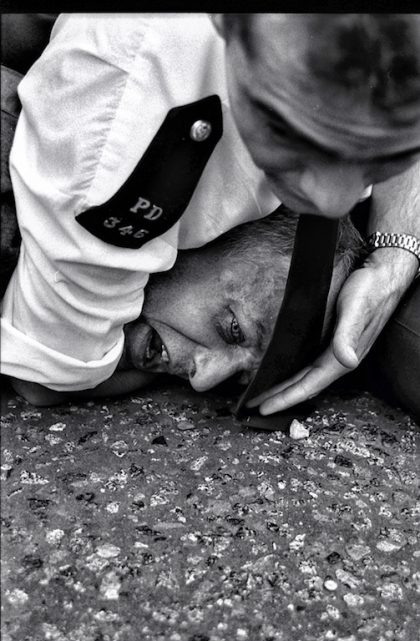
[212,14,420,218]
[121,208,364,391]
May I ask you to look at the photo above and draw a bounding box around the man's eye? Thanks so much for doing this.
[230,314,245,344]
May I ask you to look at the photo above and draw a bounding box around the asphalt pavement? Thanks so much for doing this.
[1,379,419,641]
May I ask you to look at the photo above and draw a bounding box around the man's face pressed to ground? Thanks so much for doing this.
[222,14,420,218]
[120,212,353,392]
[121,247,287,392]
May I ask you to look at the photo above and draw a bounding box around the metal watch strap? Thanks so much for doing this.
[367,232,420,263]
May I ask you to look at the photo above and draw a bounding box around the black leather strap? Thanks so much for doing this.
[236,213,339,431]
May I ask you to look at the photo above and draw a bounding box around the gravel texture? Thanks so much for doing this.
[1,380,419,641]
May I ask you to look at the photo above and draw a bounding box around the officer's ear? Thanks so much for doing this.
[210,14,227,39]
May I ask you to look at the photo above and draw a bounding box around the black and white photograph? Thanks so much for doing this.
[1,11,419,641]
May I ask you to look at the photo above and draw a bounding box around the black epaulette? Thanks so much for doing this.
[76,95,223,249]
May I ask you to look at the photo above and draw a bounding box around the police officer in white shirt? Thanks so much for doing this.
[2,14,420,412]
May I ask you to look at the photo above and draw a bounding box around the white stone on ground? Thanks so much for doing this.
[289,419,310,440]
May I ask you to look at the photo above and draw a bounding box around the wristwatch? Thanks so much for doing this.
[367,232,420,264]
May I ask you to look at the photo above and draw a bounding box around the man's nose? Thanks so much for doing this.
[189,347,247,392]
[299,162,366,218]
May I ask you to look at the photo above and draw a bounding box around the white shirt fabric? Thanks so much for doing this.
[1,13,280,390]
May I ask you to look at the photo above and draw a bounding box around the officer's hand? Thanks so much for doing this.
[246,248,419,415]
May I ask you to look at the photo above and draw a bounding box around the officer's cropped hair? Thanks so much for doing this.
[224,14,420,119]
[308,14,420,118]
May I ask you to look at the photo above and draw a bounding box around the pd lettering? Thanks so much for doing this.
[129,196,163,221]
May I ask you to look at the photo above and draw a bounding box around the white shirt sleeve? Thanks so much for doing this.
[1,13,279,392]
[1,15,179,390]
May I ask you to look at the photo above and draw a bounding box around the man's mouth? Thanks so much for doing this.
[121,320,171,372]
[143,326,170,368]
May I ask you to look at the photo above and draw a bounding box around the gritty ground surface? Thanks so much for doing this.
[1,380,419,641]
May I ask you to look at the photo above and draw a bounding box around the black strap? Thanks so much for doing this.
[236,213,339,431]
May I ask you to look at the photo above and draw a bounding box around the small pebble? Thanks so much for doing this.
[49,422,66,431]
[176,419,196,431]
[20,470,49,485]
[46,529,65,544]
[289,419,310,440]
[96,544,121,558]
[289,534,306,551]
[105,502,120,514]
[376,539,402,553]
[324,577,338,591]
[7,588,29,605]
[379,582,403,601]
[346,543,370,561]
[190,456,208,471]
[99,571,121,600]
[110,440,129,457]
[45,434,62,446]
[343,593,364,608]
[335,568,360,589]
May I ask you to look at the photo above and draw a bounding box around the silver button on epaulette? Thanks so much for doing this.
[190,120,212,142]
